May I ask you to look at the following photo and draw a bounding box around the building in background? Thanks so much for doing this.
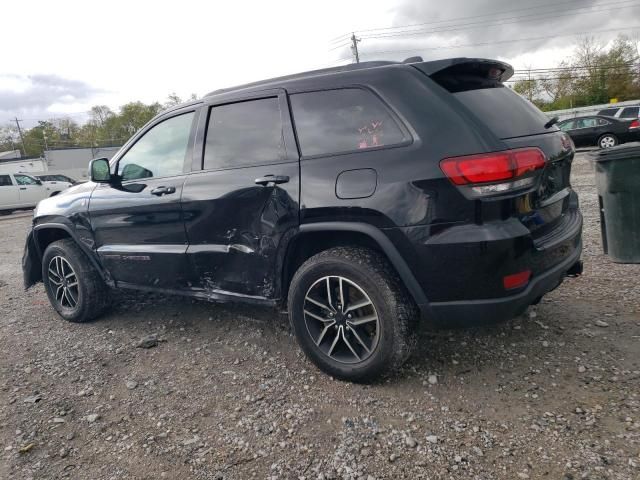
[0,150,22,161]
[0,146,121,180]
[45,146,121,180]
[545,99,640,121]
[0,157,48,175]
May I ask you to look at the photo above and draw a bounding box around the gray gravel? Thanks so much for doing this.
[1,152,639,479]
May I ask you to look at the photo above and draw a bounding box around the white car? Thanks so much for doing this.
[35,174,76,194]
[0,173,59,215]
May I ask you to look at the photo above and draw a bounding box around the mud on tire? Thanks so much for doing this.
[288,246,419,382]
[42,239,110,323]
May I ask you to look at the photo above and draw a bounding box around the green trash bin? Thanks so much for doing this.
[591,142,640,263]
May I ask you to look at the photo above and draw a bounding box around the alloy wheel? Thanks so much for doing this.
[303,275,380,364]
[600,136,616,148]
[47,256,79,309]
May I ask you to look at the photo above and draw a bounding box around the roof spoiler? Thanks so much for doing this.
[412,57,514,83]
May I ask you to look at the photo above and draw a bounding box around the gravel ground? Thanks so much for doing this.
[1,152,639,480]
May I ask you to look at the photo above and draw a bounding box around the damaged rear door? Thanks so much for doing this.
[181,90,299,299]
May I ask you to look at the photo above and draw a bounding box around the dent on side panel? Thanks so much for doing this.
[182,166,300,299]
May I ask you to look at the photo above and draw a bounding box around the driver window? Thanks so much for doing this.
[14,174,38,185]
[118,112,194,181]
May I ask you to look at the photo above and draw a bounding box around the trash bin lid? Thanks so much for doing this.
[590,142,640,162]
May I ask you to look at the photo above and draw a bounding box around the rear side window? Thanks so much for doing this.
[290,88,407,157]
[620,107,639,118]
[598,108,618,117]
[452,86,551,139]
[576,118,597,128]
[204,97,285,170]
[0,175,12,186]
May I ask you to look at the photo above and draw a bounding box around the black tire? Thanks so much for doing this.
[42,239,109,323]
[288,247,418,382]
[598,133,618,149]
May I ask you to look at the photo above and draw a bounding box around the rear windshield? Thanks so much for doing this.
[452,86,552,139]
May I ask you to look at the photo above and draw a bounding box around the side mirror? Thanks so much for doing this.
[89,158,111,183]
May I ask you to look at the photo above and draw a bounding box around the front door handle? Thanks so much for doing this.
[150,186,176,196]
[19,187,27,190]
[254,175,289,186]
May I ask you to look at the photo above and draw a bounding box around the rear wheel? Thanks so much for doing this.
[598,134,618,149]
[288,247,418,382]
[42,239,109,323]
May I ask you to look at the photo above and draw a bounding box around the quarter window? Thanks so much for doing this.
[204,97,285,170]
[118,112,194,181]
[290,88,407,157]
[0,175,12,186]
[575,118,597,129]
[14,174,38,185]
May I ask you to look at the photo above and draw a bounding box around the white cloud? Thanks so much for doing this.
[1,0,638,126]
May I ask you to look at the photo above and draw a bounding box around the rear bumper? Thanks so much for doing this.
[423,238,582,327]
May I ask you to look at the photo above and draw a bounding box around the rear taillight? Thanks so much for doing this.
[629,119,640,130]
[440,147,546,198]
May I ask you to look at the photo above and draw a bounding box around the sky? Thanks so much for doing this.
[1,0,639,127]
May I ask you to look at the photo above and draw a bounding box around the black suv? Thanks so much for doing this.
[23,58,583,381]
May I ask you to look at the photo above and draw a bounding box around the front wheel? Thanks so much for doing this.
[598,134,618,149]
[42,239,109,323]
[288,247,418,382]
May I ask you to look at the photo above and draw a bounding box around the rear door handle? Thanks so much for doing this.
[254,175,289,186]
[150,186,176,196]
[19,187,27,190]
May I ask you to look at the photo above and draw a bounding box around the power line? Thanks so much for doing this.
[350,25,640,60]
[329,0,597,42]
[354,1,638,40]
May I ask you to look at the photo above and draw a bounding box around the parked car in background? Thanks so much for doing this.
[558,115,640,148]
[35,175,76,194]
[0,173,52,215]
[36,174,77,184]
[23,57,583,381]
[597,105,640,120]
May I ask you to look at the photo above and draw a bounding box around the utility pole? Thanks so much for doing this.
[13,117,27,157]
[350,32,361,64]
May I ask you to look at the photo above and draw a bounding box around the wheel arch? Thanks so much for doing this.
[33,223,111,285]
[280,222,429,310]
